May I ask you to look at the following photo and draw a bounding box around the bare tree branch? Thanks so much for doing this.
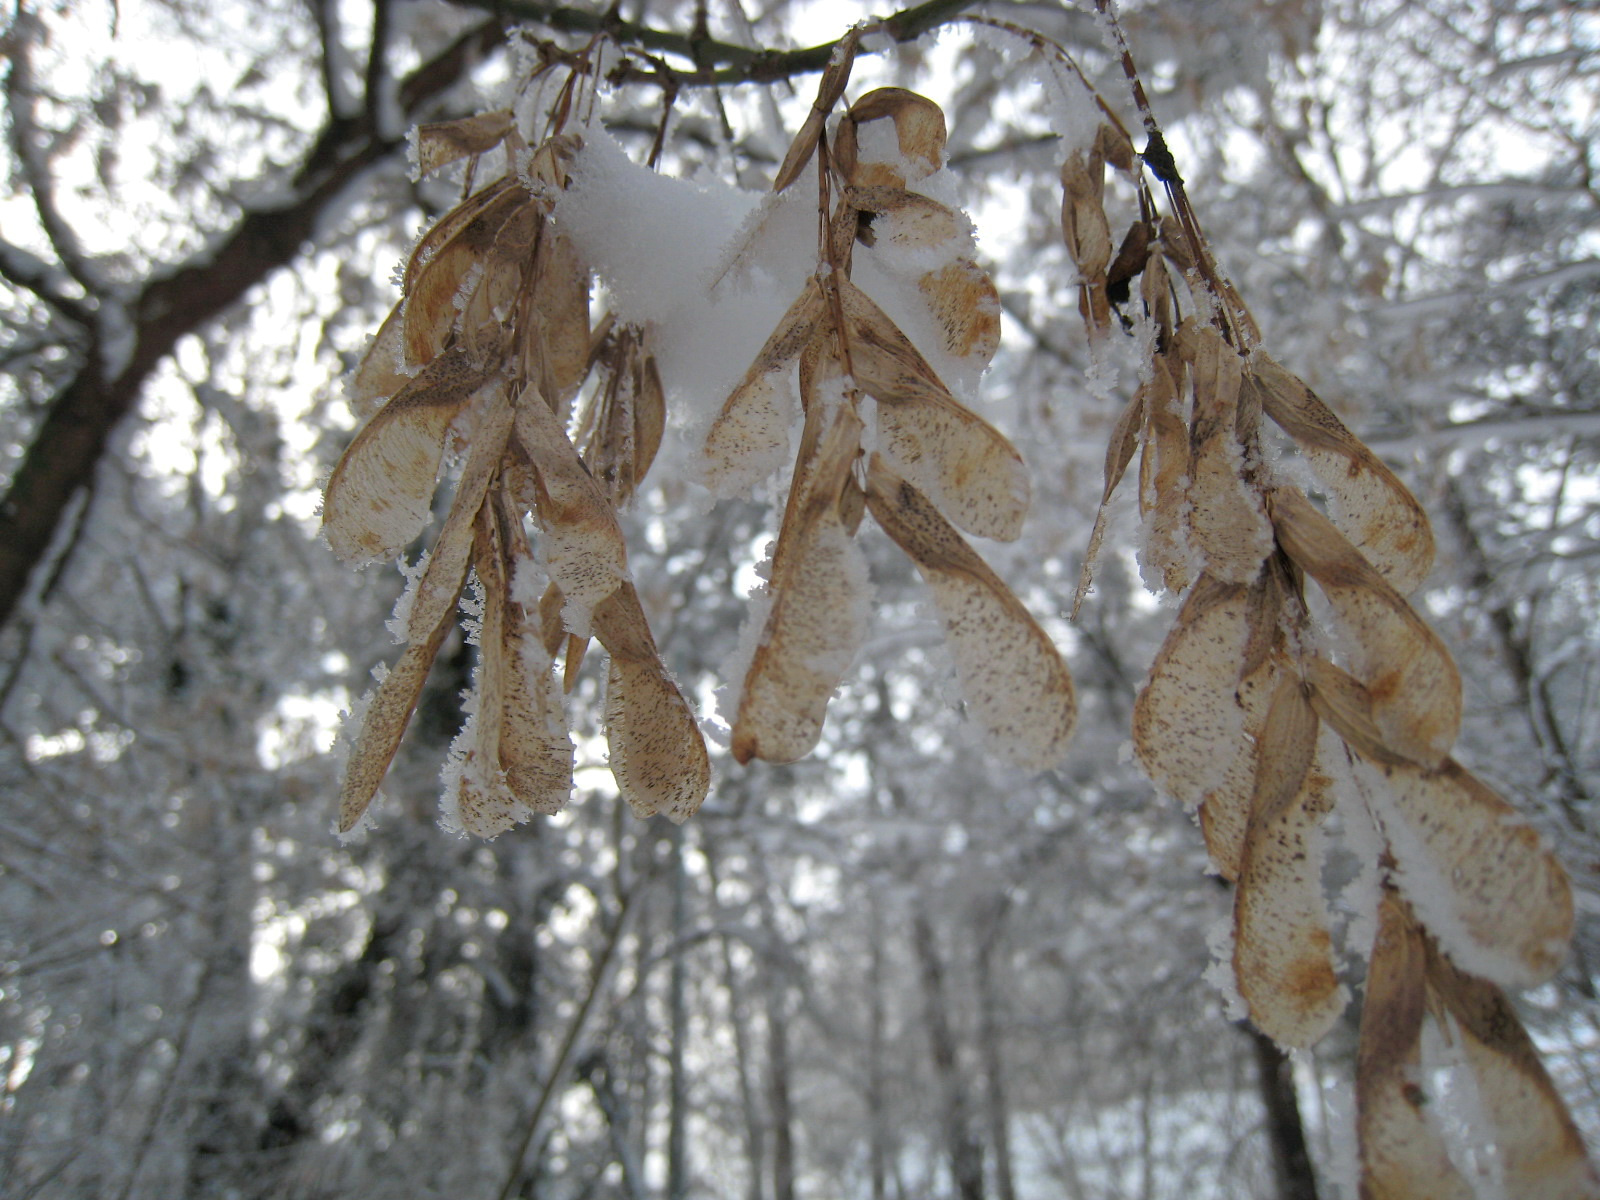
[0,19,506,631]
[0,237,92,325]
[3,13,105,294]
[456,0,980,85]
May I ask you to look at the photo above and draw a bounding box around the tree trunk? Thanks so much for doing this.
[766,973,796,1200]
[911,912,984,1200]
[973,900,1017,1200]
[667,824,690,1200]
[1248,1025,1320,1200]
[869,898,890,1200]
[705,840,768,1200]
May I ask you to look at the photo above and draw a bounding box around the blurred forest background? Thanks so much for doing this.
[2,1,1597,1197]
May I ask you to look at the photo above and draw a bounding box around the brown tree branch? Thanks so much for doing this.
[461,0,979,85]
[4,13,104,294]
[0,18,506,631]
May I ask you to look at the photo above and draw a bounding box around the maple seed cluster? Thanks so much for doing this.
[324,113,706,836]
[1052,37,1593,1191]
[706,63,1076,771]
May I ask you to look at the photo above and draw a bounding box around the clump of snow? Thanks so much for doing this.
[716,542,777,724]
[386,551,430,643]
[554,125,820,490]
[1203,911,1248,1021]
[1327,735,1384,964]
[1039,60,1105,162]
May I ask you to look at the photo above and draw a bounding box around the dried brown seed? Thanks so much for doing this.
[1182,322,1273,584]
[1251,353,1434,594]
[835,87,947,187]
[1132,574,1263,875]
[1269,486,1460,767]
[347,304,409,421]
[1303,656,1410,767]
[1356,893,1475,1200]
[866,456,1076,770]
[1425,944,1600,1198]
[513,384,630,622]
[412,109,516,177]
[846,185,968,253]
[1370,756,1572,988]
[399,390,514,641]
[840,277,1029,541]
[524,224,592,406]
[703,284,825,497]
[1072,383,1145,618]
[403,182,530,368]
[1137,350,1191,592]
[732,399,870,764]
[917,259,1001,369]
[592,583,711,822]
[1232,680,1346,1048]
[322,349,487,562]
[773,30,860,193]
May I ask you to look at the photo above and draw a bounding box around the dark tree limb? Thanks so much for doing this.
[0,17,505,631]
[1247,1025,1321,1200]
[4,14,106,294]
[458,0,978,85]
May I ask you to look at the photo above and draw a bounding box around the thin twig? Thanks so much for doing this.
[495,885,639,1200]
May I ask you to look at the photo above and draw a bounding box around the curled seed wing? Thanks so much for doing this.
[412,109,515,177]
[866,456,1075,770]
[322,349,485,562]
[402,177,516,296]
[1251,353,1434,594]
[1060,149,1112,280]
[1232,681,1346,1048]
[1368,756,1572,988]
[732,402,870,765]
[1356,894,1476,1200]
[592,584,710,823]
[1270,486,1460,767]
[1425,946,1600,1199]
[459,202,542,366]
[772,30,859,192]
[403,183,529,368]
[836,87,946,186]
[1072,384,1145,617]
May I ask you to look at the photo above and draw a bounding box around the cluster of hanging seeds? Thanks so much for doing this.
[1047,9,1596,1190]
[324,81,708,836]
[703,35,1076,770]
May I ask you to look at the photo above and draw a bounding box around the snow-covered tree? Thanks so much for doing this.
[3,2,1597,1197]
